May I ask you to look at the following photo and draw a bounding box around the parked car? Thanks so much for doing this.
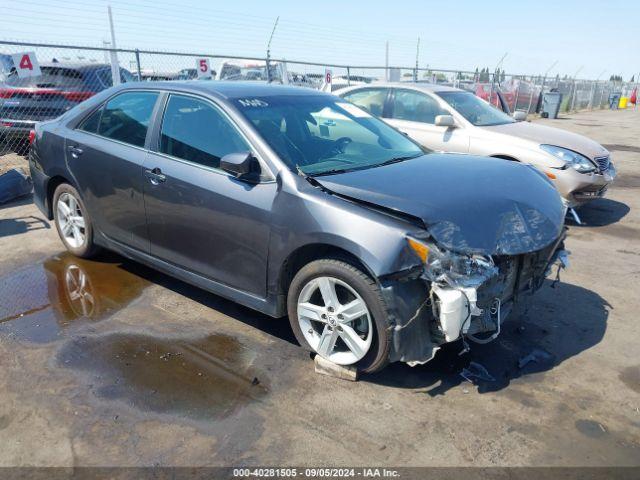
[30,82,568,372]
[0,62,134,152]
[337,83,616,216]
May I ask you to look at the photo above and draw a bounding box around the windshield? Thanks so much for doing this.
[235,95,425,175]
[437,91,515,126]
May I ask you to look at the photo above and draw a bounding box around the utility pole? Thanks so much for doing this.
[489,52,507,106]
[266,16,279,83]
[413,37,420,82]
[385,41,389,81]
[107,6,120,86]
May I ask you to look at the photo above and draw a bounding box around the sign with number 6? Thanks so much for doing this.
[11,51,41,79]
[196,58,211,79]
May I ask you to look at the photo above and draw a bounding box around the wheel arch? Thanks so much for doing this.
[278,243,377,297]
[490,154,520,162]
[45,175,74,219]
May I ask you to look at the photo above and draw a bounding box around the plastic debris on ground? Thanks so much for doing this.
[518,348,555,369]
[460,361,495,384]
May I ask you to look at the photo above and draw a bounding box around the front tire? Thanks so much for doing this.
[287,259,391,373]
[52,183,100,258]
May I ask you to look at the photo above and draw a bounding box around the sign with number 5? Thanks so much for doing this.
[196,58,211,79]
[11,51,41,79]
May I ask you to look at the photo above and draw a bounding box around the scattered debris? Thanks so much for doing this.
[460,361,495,383]
[518,348,555,369]
[0,168,32,204]
[314,354,358,381]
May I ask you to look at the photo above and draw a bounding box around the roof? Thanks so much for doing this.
[341,81,464,94]
[119,80,331,99]
[40,62,112,71]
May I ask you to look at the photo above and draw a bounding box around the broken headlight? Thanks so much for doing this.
[407,236,498,288]
[540,144,596,174]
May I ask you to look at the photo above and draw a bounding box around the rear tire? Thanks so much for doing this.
[287,259,391,373]
[52,183,100,258]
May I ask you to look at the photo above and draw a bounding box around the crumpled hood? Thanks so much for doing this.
[484,121,609,160]
[316,154,566,256]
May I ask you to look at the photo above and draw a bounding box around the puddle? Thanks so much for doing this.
[58,333,267,421]
[601,143,640,154]
[575,419,608,439]
[619,366,640,393]
[0,253,149,343]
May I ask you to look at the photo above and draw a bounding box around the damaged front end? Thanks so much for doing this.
[385,232,569,366]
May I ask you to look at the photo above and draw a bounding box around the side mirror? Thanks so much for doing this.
[220,152,261,182]
[513,110,527,122]
[435,114,455,127]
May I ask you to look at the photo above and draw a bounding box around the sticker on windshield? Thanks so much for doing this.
[338,102,372,118]
[237,98,269,107]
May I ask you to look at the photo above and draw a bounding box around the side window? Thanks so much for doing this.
[160,94,250,169]
[342,89,388,117]
[98,91,159,147]
[78,107,102,134]
[391,90,448,124]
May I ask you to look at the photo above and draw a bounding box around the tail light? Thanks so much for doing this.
[62,91,95,102]
[28,130,36,145]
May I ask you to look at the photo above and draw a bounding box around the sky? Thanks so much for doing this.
[1,0,638,80]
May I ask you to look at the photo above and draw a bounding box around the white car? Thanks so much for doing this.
[337,83,616,220]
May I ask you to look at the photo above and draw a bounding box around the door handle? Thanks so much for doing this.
[144,167,166,185]
[67,145,83,158]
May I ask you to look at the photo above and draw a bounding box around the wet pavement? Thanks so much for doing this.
[0,108,639,467]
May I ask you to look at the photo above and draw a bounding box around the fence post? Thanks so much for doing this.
[513,78,520,112]
[526,77,535,114]
[347,66,351,86]
[134,49,142,81]
[588,80,596,110]
[570,79,578,111]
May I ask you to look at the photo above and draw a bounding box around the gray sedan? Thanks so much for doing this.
[29,82,568,372]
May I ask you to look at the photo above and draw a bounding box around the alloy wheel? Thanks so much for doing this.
[56,192,86,249]
[297,276,373,365]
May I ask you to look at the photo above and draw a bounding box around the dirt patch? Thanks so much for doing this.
[0,152,28,176]
[58,332,267,421]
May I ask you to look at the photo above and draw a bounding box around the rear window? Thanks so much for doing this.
[5,66,85,90]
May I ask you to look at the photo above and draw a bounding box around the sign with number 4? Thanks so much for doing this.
[11,51,41,79]
[196,58,211,79]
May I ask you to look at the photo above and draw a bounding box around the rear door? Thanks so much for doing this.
[386,89,470,153]
[142,93,276,297]
[64,90,160,251]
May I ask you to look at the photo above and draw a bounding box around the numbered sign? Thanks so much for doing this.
[11,51,41,78]
[196,58,211,79]
[324,68,332,86]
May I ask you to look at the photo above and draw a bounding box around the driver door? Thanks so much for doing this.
[142,93,276,297]
[385,89,470,153]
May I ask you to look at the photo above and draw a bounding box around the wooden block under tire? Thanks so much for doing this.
[314,354,358,381]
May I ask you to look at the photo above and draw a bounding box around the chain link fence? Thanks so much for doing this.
[1,40,638,160]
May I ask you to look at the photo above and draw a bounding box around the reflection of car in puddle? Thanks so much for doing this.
[0,252,148,342]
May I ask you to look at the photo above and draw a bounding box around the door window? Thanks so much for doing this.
[97,91,159,147]
[391,90,448,124]
[78,107,102,134]
[159,94,250,169]
[341,88,388,116]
